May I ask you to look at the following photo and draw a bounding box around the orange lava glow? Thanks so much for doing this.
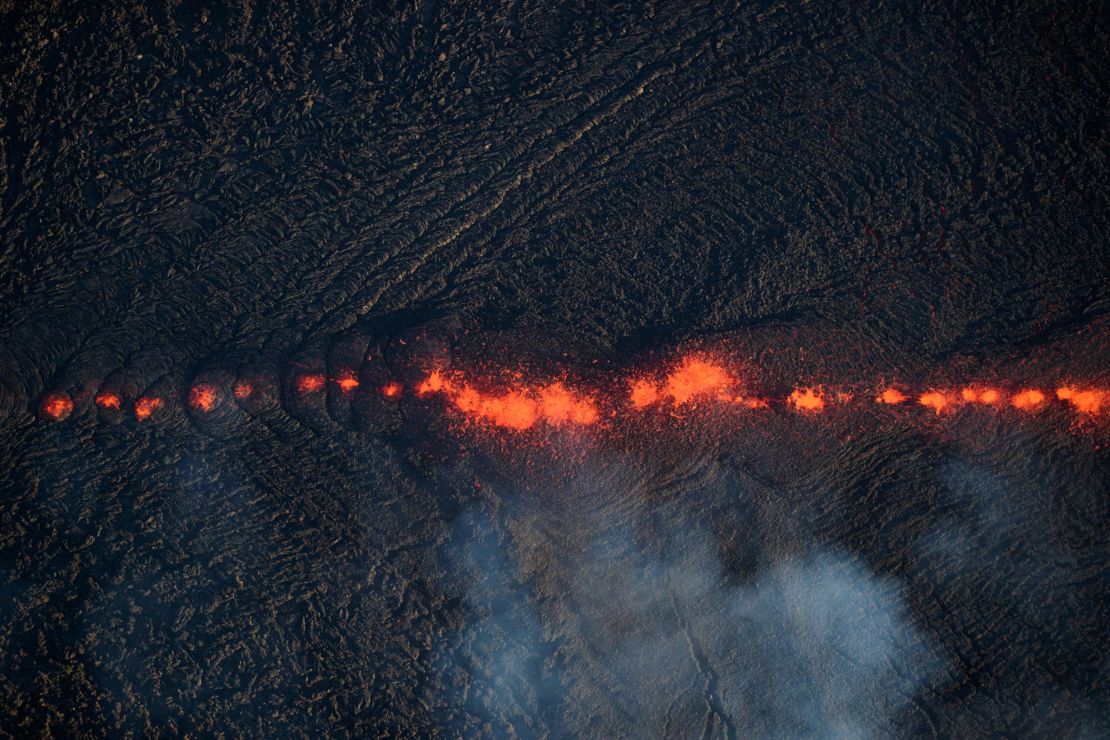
[233,382,253,399]
[788,387,826,412]
[539,383,599,425]
[188,384,219,412]
[41,392,74,421]
[296,373,325,394]
[1011,389,1045,411]
[918,391,951,414]
[382,382,402,398]
[95,392,121,410]
[629,379,659,409]
[961,387,1001,405]
[663,357,735,405]
[1056,386,1105,415]
[416,370,446,396]
[877,388,907,404]
[417,371,598,430]
[134,397,163,421]
[336,372,360,393]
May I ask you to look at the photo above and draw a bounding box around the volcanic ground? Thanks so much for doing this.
[1,2,1109,737]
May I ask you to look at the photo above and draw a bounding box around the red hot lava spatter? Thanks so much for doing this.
[32,351,1110,435]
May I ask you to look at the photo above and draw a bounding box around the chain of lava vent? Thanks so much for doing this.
[34,350,1109,430]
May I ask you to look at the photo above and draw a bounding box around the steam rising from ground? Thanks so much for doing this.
[432,449,944,737]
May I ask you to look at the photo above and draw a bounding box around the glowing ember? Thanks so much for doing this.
[789,387,826,412]
[1011,389,1045,410]
[188,384,219,412]
[335,372,360,393]
[918,391,951,414]
[40,391,74,421]
[416,370,446,396]
[877,388,907,404]
[95,392,121,410]
[961,387,1001,405]
[454,386,537,430]
[382,382,402,398]
[662,356,734,405]
[295,373,325,394]
[233,382,253,399]
[1056,386,1105,415]
[629,379,660,409]
[134,397,163,421]
[539,383,599,425]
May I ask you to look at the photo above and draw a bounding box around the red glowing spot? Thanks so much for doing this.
[417,370,447,396]
[788,387,826,412]
[1056,386,1105,415]
[188,384,219,412]
[336,372,360,393]
[296,373,325,394]
[539,383,598,425]
[663,357,734,405]
[382,381,402,398]
[877,388,907,404]
[454,386,537,430]
[40,391,74,421]
[1011,389,1045,410]
[95,392,121,410]
[961,387,1001,405]
[134,397,163,421]
[629,379,659,409]
[918,391,951,414]
[233,382,253,399]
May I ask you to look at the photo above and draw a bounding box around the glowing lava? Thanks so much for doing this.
[417,371,597,430]
[134,397,163,421]
[382,381,402,398]
[295,373,325,394]
[1056,386,1105,415]
[877,388,907,404]
[788,387,826,412]
[918,391,952,414]
[335,372,360,393]
[663,357,735,405]
[539,383,599,425]
[1011,389,1045,411]
[629,379,659,409]
[961,387,1001,405]
[95,391,121,410]
[188,384,220,412]
[233,382,253,399]
[40,391,74,421]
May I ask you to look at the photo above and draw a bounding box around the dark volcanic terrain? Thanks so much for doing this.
[1,1,1109,737]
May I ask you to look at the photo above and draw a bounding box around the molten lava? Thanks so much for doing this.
[188,384,220,412]
[382,381,402,398]
[918,391,951,414]
[40,391,74,421]
[95,391,121,410]
[629,379,660,409]
[416,370,446,396]
[134,397,163,421]
[1056,386,1105,415]
[539,383,599,425]
[962,387,1001,405]
[417,371,598,430]
[877,388,907,404]
[335,372,360,393]
[1011,389,1045,411]
[789,387,826,412]
[663,357,735,405]
[295,373,325,394]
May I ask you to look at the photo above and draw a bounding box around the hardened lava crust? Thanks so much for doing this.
[1,2,1108,737]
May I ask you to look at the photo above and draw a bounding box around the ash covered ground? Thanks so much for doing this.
[1,1,1109,737]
